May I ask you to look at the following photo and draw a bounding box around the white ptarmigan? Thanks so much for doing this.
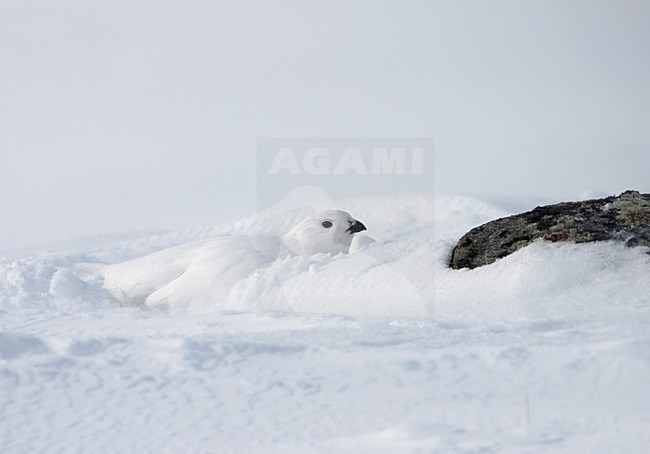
[77,210,366,311]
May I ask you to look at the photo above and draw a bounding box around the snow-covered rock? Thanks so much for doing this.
[450,190,650,269]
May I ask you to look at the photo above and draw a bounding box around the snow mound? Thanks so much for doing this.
[433,240,650,322]
[2,193,650,453]
[1,193,647,319]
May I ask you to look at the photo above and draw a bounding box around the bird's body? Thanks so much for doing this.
[78,210,366,311]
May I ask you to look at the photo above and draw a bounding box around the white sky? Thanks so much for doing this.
[1,0,649,251]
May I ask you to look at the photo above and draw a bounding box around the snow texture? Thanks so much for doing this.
[2,193,650,453]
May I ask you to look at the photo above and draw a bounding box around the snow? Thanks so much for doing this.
[2,193,650,453]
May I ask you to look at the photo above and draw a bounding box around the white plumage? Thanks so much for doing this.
[77,210,366,311]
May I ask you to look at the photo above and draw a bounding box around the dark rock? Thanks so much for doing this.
[449,190,650,269]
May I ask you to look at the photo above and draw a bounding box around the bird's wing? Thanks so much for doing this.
[98,242,198,304]
[82,235,282,310]
[144,234,282,311]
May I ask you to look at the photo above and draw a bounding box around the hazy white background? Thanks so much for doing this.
[1,0,649,252]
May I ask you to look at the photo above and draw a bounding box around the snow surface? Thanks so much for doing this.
[2,193,650,453]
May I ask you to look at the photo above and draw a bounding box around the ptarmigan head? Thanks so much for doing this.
[283,210,367,256]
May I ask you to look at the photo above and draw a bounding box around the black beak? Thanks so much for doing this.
[346,220,366,234]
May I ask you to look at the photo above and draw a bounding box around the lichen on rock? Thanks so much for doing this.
[449,190,650,269]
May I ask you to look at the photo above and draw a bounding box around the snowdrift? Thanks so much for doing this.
[2,193,647,319]
[2,193,649,453]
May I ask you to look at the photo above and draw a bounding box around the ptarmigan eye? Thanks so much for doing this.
[321,220,333,229]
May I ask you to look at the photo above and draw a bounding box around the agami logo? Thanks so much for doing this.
[257,137,434,211]
[267,147,425,176]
